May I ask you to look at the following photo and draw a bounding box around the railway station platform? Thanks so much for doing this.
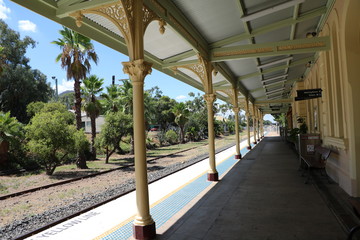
[26,134,352,240]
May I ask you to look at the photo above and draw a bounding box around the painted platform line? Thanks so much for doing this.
[96,138,259,240]
[26,135,260,240]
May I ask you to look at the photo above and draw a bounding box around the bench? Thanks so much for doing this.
[347,197,360,239]
[300,146,331,184]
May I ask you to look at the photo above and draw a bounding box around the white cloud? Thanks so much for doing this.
[18,20,37,32]
[56,79,74,94]
[176,95,187,100]
[0,0,11,20]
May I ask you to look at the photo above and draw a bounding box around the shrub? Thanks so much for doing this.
[214,119,223,136]
[156,131,166,146]
[25,111,83,175]
[165,129,178,144]
[0,111,25,169]
[96,112,132,163]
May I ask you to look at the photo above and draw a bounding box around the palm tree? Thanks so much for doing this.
[119,79,133,114]
[101,84,122,113]
[172,102,190,143]
[52,27,98,169]
[81,75,103,159]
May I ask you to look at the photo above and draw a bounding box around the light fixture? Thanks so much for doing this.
[306,32,317,38]
[241,0,305,22]
[257,57,293,69]
[262,74,288,83]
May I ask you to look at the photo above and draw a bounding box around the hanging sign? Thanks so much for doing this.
[295,88,322,101]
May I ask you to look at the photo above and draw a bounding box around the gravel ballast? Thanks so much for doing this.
[0,143,235,240]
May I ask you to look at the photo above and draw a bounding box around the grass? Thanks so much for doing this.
[52,134,239,174]
[0,133,242,196]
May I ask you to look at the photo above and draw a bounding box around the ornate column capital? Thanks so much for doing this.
[122,59,152,84]
[204,93,217,105]
[233,107,240,114]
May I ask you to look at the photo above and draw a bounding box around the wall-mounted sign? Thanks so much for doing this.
[295,88,322,101]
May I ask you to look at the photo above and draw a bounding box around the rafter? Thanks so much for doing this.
[56,0,118,18]
[144,0,209,58]
[239,56,314,81]
[210,6,326,48]
[255,98,293,105]
[212,36,329,62]
[163,50,196,63]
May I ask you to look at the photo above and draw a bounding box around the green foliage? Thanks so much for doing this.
[165,130,178,145]
[0,111,24,143]
[96,112,132,163]
[26,102,45,119]
[52,26,98,150]
[27,102,74,125]
[263,120,273,126]
[0,20,53,123]
[185,127,198,142]
[101,84,122,113]
[172,102,190,143]
[81,75,103,159]
[59,91,75,110]
[0,112,25,168]
[147,93,176,131]
[273,113,286,127]
[214,119,223,136]
[73,129,91,161]
[156,131,166,146]
[25,111,82,175]
[225,120,235,134]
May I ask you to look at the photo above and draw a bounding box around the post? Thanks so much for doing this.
[204,93,218,181]
[234,107,241,159]
[122,1,156,239]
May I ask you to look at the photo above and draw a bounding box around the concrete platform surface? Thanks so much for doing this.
[157,136,346,240]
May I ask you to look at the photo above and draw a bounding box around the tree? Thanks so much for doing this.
[59,91,75,110]
[0,112,24,167]
[172,102,190,143]
[81,75,103,159]
[27,101,75,124]
[0,20,53,123]
[52,26,98,169]
[96,112,132,163]
[101,84,122,113]
[152,95,176,131]
[52,27,98,129]
[263,120,273,126]
[25,111,85,175]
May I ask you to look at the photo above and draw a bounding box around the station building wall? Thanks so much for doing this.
[290,0,360,196]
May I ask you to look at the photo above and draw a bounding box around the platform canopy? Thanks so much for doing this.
[11,0,333,114]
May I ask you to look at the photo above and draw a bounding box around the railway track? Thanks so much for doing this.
[0,143,208,201]
[11,143,236,240]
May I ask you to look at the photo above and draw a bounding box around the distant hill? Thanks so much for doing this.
[59,90,74,97]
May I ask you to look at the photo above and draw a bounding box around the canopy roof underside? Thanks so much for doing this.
[12,0,333,114]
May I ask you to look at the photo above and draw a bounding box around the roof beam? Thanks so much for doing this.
[162,59,199,69]
[210,6,327,48]
[144,0,209,58]
[216,62,249,97]
[163,50,196,63]
[240,0,305,22]
[239,56,314,81]
[56,0,118,18]
[255,98,293,105]
[212,36,330,62]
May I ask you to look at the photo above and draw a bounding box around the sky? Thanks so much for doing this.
[0,0,274,122]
